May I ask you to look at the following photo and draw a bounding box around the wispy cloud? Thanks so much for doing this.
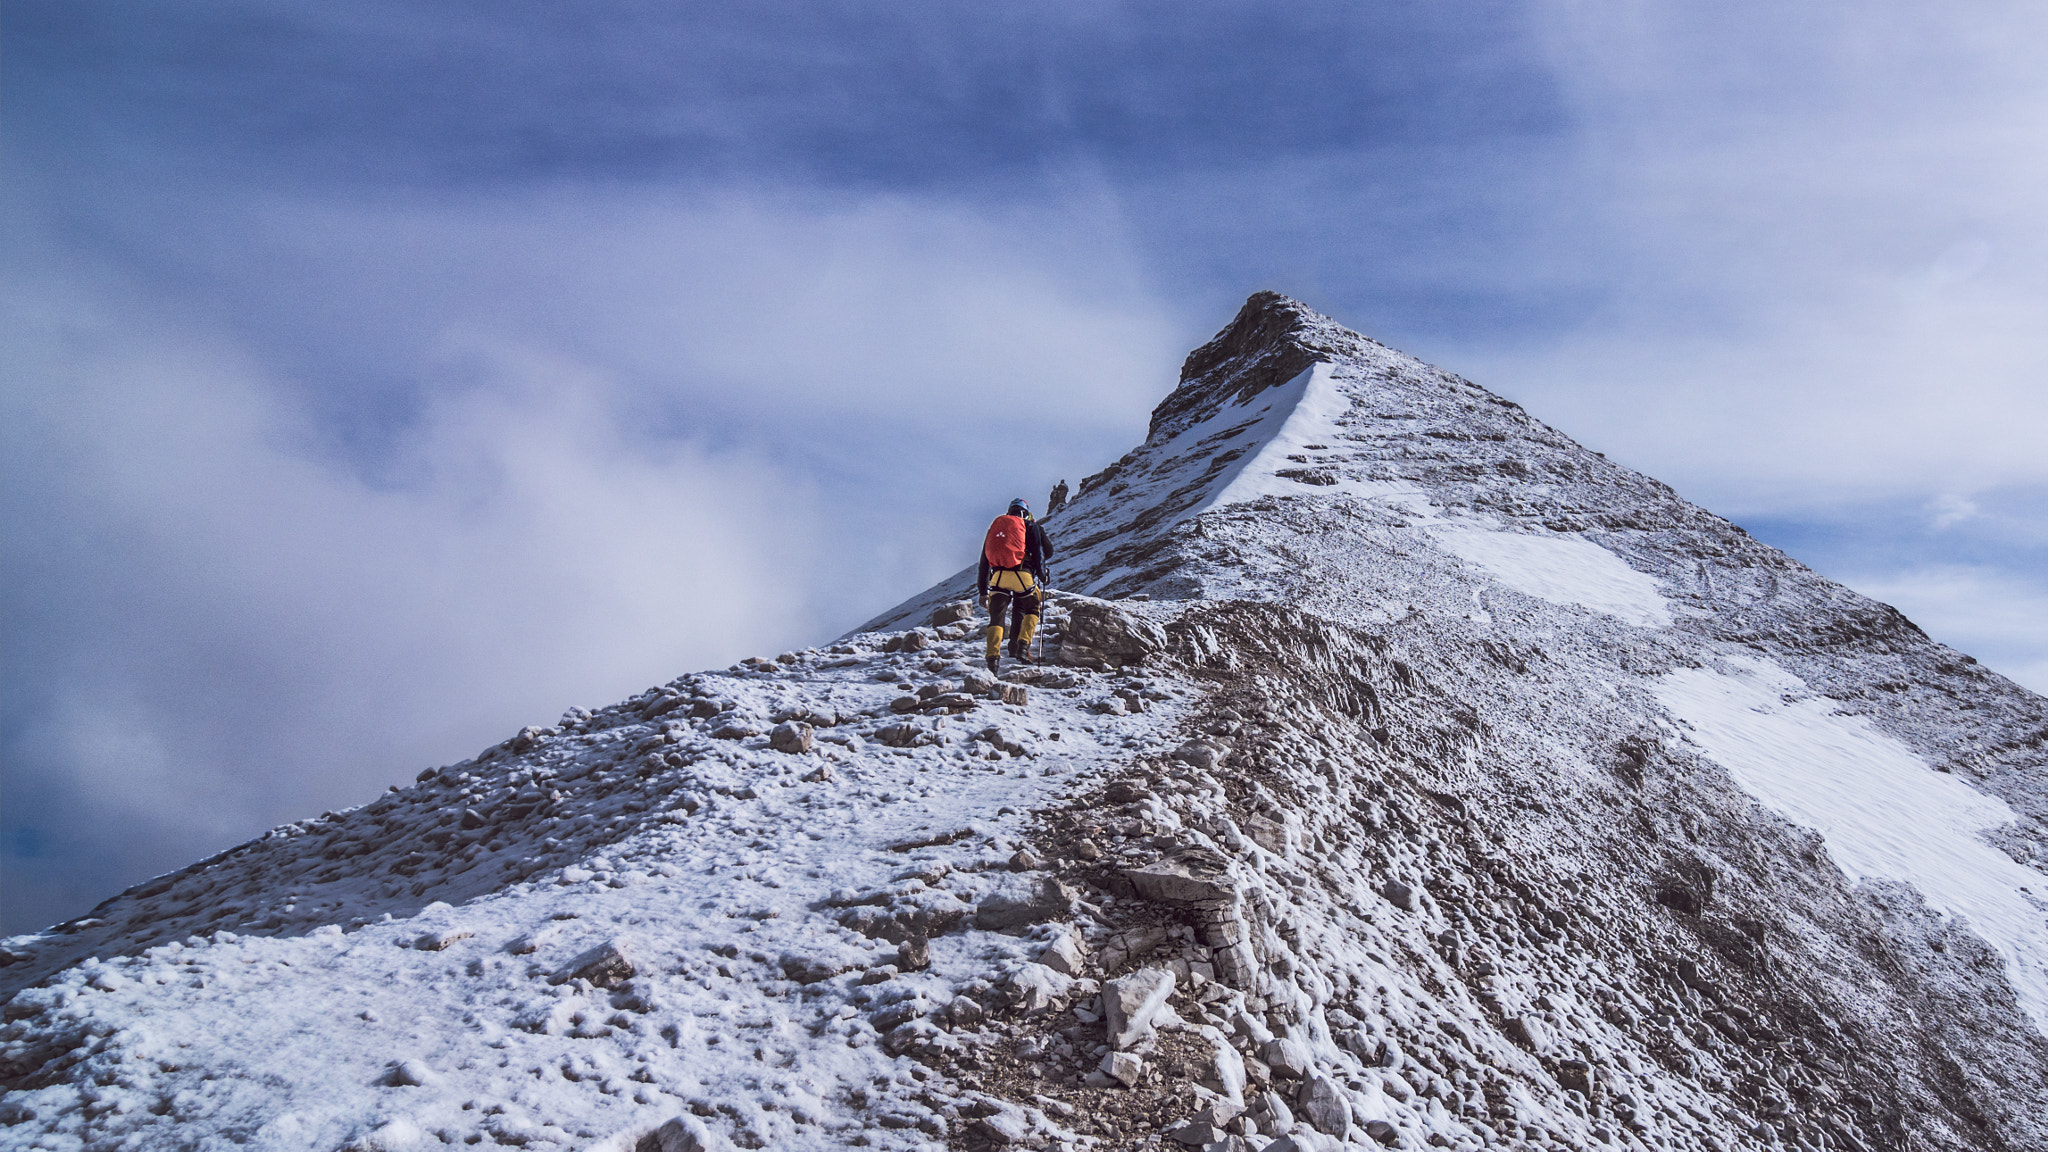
[0,183,1176,931]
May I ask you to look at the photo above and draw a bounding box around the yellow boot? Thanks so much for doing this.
[985,623,1005,672]
[1015,614,1040,662]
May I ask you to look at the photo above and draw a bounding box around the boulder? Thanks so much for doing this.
[1101,1050,1146,1088]
[1201,1037,1249,1104]
[1296,1076,1351,1137]
[768,721,814,754]
[649,1116,720,1152]
[1007,963,1070,1013]
[999,683,1029,706]
[1060,599,1168,667]
[1261,1036,1313,1079]
[1038,928,1088,976]
[1105,966,1177,1050]
[1380,880,1415,911]
[928,601,977,627]
[555,939,636,989]
[1125,850,1238,904]
[1504,1015,1552,1052]
[977,878,1077,930]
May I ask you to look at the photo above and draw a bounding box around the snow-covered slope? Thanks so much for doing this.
[7,293,2045,1152]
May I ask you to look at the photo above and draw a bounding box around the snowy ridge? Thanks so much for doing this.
[6,292,2046,1152]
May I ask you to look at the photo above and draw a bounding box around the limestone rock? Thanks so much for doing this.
[1380,879,1415,911]
[768,721,814,754]
[1296,1076,1351,1136]
[976,878,1077,930]
[412,928,473,951]
[1125,850,1238,904]
[555,939,636,989]
[1261,1035,1313,1079]
[649,1116,720,1152]
[1007,963,1070,1013]
[928,601,977,627]
[1101,1050,1145,1088]
[1038,927,1088,976]
[1105,966,1177,1050]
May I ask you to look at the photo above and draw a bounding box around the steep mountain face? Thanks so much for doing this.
[5,294,2044,1152]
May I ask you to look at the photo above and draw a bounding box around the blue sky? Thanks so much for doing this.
[5,0,2045,933]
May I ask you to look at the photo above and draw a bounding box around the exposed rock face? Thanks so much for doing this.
[4,292,2043,1152]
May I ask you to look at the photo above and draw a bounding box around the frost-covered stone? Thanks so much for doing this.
[1105,966,1177,1050]
[555,939,636,989]
[412,928,472,951]
[1037,926,1088,975]
[1124,851,1237,904]
[768,721,813,754]
[1296,1076,1351,1136]
[1261,1035,1313,1079]
[1007,962,1070,1013]
[976,877,1076,930]
[382,1058,436,1087]
[650,1116,721,1152]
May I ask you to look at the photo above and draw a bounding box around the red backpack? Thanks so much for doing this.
[983,515,1029,569]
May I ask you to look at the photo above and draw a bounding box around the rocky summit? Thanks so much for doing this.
[4,292,2044,1152]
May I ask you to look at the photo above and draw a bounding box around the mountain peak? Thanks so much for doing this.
[1155,291,1375,442]
[5,295,2044,1152]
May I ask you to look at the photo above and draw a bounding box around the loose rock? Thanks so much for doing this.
[976,878,1077,930]
[1105,966,1177,1050]
[768,721,814,754]
[1297,1076,1351,1136]
[555,939,636,989]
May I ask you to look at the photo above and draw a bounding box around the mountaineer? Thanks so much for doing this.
[977,497,1056,673]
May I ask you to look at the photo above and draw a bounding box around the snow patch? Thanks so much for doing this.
[1432,527,1671,628]
[1657,656,2048,1033]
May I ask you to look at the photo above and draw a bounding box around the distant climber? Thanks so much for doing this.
[978,497,1056,672]
[1046,479,1069,515]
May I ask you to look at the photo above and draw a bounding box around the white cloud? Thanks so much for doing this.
[1,186,1177,929]
[1452,0,2048,516]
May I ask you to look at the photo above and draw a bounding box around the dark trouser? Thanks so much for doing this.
[988,587,1042,658]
